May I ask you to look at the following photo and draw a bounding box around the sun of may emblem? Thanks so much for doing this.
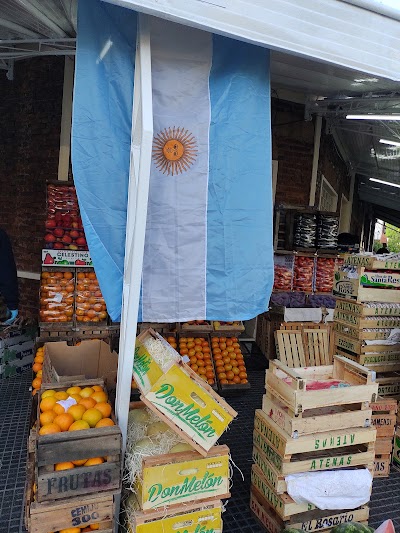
[152,127,197,176]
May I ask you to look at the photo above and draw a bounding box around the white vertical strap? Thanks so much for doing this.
[115,13,153,451]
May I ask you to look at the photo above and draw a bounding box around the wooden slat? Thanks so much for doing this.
[275,331,306,368]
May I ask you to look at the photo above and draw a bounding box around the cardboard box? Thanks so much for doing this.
[393,429,400,467]
[42,339,117,387]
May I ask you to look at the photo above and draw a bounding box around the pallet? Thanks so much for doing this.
[250,487,369,533]
[373,453,391,478]
[262,393,372,439]
[275,329,330,368]
[35,380,122,502]
[253,410,375,481]
[25,453,119,533]
[266,357,378,416]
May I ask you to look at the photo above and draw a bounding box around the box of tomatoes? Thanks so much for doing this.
[210,334,250,393]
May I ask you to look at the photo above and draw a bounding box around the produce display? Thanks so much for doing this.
[38,384,114,435]
[317,214,339,249]
[293,255,314,292]
[213,321,244,330]
[75,271,107,323]
[315,256,336,292]
[294,213,317,248]
[182,320,211,329]
[39,270,75,323]
[45,184,88,250]
[178,336,216,386]
[54,527,100,533]
[211,336,248,387]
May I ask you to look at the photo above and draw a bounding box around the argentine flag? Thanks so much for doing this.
[72,0,273,322]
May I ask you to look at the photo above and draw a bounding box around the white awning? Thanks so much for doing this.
[103,0,400,81]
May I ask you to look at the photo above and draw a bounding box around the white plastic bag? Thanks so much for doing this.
[285,469,372,510]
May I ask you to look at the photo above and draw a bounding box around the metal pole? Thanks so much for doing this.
[115,14,153,451]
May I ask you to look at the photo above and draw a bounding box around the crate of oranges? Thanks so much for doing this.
[39,270,75,324]
[75,270,108,325]
[25,451,119,533]
[35,379,121,502]
[210,335,250,392]
[175,335,217,390]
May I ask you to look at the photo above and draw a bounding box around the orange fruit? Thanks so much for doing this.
[95,402,112,418]
[41,389,56,399]
[40,411,56,426]
[54,391,68,401]
[53,403,66,415]
[188,349,196,357]
[79,397,97,409]
[32,363,42,373]
[69,420,90,431]
[32,377,42,389]
[226,371,234,380]
[80,387,95,398]
[220,379,228,385]
[59,528,81,533]
[84,457,104,466]
[39,423,61,435]
[233,376,241,384]
[40,397,57,412]
[66,386,82,395]
[90,524,100,530]
[32,389,38,397]
[68,404,86,421]
[206,371,214,379]
[241,379,248,384]
[55,461,75,471]
[36,370,43,377]
[82,408,103,428]
[198,367,206,375]
[91,391,107,403]
[232,367,240,375]
[34,355,44,364]
[239,371,247,379]
[70,394,82,403]
[72,459,88,466]
[54,413,74,431]
[191,364,198,372]
[95,418,114,428]
[92,385,104,392]
[207,379,215,385]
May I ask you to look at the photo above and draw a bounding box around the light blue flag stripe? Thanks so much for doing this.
[207,35,273,320]
[72,0,136,321]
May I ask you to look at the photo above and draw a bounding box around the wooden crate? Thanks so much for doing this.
[35,380,122,503]
[181,321,213,333]
[374,454,391,478]
[335,298,400,318]
[333,267,400,303]
[266,356,378,417]
[261,393,372,439]
[25,453,119,533]
[333,321,394,341]
[333,309,400,329]
[252,410,375,487]
[334,332,400,357]
[342,255,400,270]
[134,329,237,456]
[250,487,369,533]
[127,498,222,533]
[334,349,400,374]
[212,320,245,332]
[375,437,394,455]
[370,397,398,438]
[275,328,331,368]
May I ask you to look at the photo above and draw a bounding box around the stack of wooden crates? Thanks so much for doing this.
[125,329,237,533]
[250,356,378,533]
[333,253,400,476]
[25,379,122,533]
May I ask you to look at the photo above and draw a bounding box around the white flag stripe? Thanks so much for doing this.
[141,19,212,321]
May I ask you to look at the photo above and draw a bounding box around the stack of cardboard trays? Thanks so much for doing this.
[126,328,237,533]
[0,324,35,378]
[250,356,378,533]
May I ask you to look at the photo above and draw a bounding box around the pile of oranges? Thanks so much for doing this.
[31,347,44,396]
[39,384,114,436]
[211,336,248,386]
[75,272,107,323]
[39,271,74,323]
[176,336,216,386]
